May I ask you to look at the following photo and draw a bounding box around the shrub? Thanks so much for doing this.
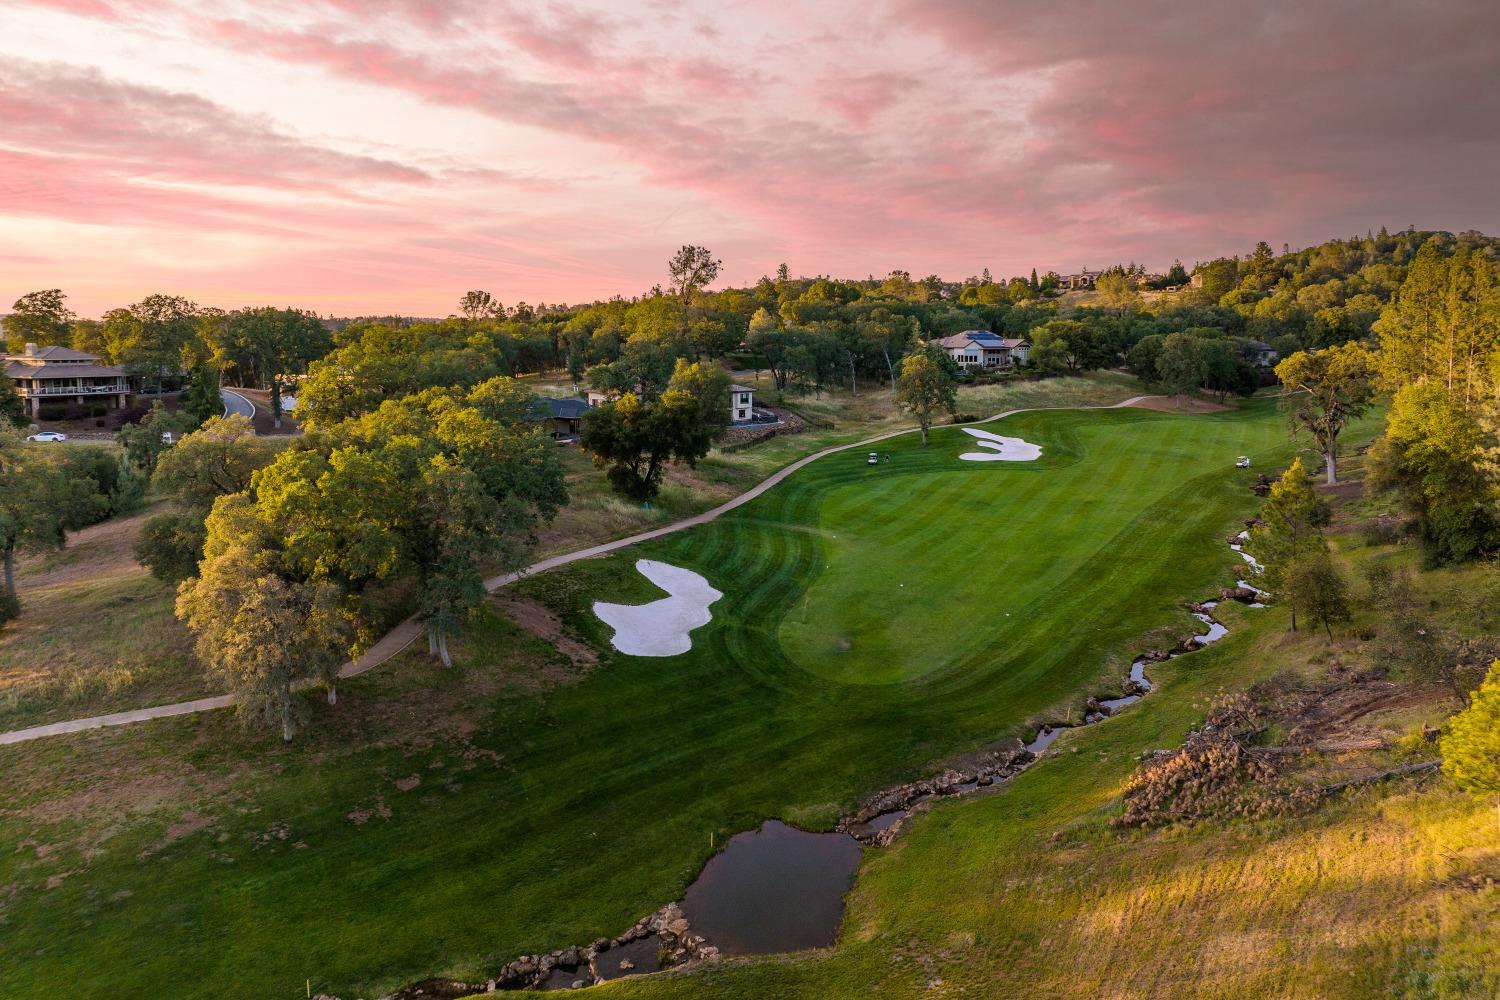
[1361,519,1402,547]
[135,511,208,583]
[1440,660,1500,797]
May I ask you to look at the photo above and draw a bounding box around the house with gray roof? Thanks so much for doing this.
[530,396,593,438]
[935,331,1030,370]
[2,343,128,417]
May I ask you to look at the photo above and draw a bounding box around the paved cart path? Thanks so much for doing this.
[0,396,1153,747]
[220,387,256,421]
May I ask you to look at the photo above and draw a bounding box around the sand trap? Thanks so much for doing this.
[594,559,723,657]
[958,428,1042,462]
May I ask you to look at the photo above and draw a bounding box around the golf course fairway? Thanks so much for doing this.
[0,399,1326,1000]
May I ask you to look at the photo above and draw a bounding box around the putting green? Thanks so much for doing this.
[774,407,1284,684]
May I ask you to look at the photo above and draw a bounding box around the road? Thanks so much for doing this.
[220,388,256,421]
[0,395,1154,746]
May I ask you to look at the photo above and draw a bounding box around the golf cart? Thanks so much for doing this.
[868,452,879,465]
[1235,456,1251,468]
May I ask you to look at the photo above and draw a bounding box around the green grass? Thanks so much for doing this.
[0,397,1372,999]
[777,405,1270,684]
[605,540,1499,1000]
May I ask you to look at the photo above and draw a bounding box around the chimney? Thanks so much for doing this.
[24,343,39,357]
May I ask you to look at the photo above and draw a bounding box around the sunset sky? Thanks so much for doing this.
[2,0,1497,317]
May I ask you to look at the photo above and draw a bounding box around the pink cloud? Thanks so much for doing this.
[0,62,430,193]
[2,0,1499,315]
[817,72,908,128]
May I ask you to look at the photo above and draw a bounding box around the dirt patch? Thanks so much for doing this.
[347,796,393,825]
[1285,680,1414,745]
[44,869,80,890]
[15,507,157,591]
[1317,480,1364,504]
[495,596,598,667]
[16,760,234,827]
[1125,395,1233,414]
[139,812,215,859]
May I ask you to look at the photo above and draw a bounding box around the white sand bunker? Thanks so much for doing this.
[593,559,723,657]
[958,428,1042,462]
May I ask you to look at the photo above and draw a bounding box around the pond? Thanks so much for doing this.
[678,819,863,955]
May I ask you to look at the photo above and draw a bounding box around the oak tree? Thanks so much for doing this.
[895,351,956,446]
[1275,342,1375,484]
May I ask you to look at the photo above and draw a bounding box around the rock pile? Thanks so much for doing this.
[375,902,719,997]
[838,747,1034,845]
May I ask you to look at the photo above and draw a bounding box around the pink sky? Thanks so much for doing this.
[2,0,1498,317]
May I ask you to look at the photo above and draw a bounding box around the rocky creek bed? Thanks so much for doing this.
[362,530,1268,998]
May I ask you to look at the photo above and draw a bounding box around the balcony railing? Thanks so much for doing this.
[21,383,126,397]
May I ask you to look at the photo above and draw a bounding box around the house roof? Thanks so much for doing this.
[5,359,126,379]
[1245,340,1276,351]
[937,330,1008,349]
[1,345,101,363]
[729,383,753,393]
[530,397,592,421]
[999,338,1030,349]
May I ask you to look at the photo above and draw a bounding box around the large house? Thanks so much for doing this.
[1059,269,1104,290]
[2,343,128,417]
[936,331,1031,369]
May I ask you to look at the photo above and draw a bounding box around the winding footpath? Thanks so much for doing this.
[0,395,1152,748]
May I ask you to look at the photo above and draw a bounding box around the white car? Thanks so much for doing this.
[25,431,68,443]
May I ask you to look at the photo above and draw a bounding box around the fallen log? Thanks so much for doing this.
[1318,759,1441,795]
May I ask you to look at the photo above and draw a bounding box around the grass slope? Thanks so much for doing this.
[2,398,1324,999]
[607,540,1500,1000]
[0,507,200,730]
